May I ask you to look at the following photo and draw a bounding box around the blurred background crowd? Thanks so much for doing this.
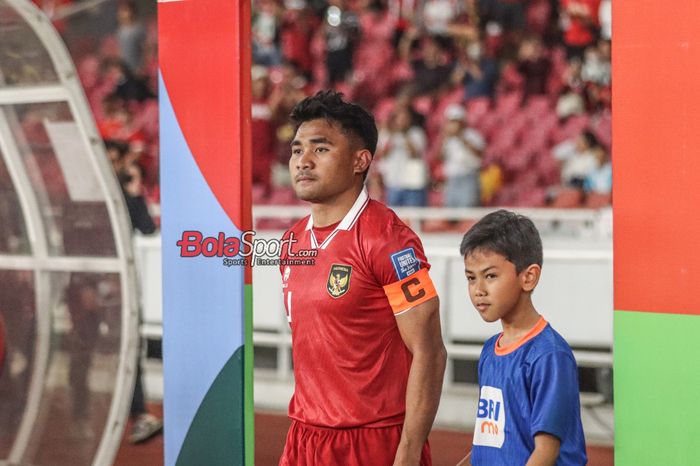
[36,0,612,224]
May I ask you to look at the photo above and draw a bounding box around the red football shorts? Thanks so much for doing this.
[278,420,432,466]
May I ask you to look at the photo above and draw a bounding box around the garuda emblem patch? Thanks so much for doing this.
[327,264,352,298]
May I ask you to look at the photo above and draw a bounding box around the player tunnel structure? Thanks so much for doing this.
[0,1,138,465]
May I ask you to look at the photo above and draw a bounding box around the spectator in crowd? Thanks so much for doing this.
[323,0,360,85]
[102,59,155,103]
[116,1,146,75]
[351,1,398,106]
[394,85,427,128]
[560,0,601,60]
[583,143,611,195]
[105,139,128,175]
[252,0,283,66]
[97,94,146,145]
[553,130,601,189]
[280,2,317,77]
[268,61,310,165]
[108,140,163,443]
[598,0,611,40]
[376,106,429,206]
[422,0,459,36]
[437,103,485,207]
[517,35,551,100]
[400,30,454,97]
[65,0,614,209]
[251,65,278,196]
[478,0,527,34]
[581,41,610,86]
[451,37,499,101]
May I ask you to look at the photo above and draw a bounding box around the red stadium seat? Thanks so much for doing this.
[550,188,584,208]
[495,91,523,117]
[466,97,491,127]
[585,192,612,208]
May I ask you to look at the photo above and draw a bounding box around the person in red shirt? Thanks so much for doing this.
[278,90,447,466]
[560,0,602,60]
[251,65,277,197]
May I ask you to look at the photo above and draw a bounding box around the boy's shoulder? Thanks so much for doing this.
[527,323,576,362]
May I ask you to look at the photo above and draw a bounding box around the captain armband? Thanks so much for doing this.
[382,268,437,316]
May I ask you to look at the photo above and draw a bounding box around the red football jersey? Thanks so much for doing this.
[279,189,437,428]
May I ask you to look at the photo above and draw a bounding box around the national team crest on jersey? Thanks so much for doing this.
[327,264,352,298]
[390,248,421,280]
[473,385,506,448]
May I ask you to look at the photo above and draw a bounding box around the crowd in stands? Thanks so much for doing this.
[250,0,612,209]
[65,0,611,212]
[62,1,160,211]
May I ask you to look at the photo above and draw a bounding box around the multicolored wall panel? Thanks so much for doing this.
[159,1,253,465]
[613,1,700,464]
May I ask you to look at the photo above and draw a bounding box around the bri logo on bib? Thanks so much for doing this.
[473,385,506,448]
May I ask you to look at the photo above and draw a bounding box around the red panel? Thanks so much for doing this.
[239,0,253,285]
[158,0,251,231]
[613,0,700,315]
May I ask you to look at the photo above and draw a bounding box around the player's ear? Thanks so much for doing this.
[520,264,541,292]
[353,149,372,176]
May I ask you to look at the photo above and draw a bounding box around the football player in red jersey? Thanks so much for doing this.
[278,91,447,466]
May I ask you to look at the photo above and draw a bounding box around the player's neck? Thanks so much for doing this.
[498,297,541,347]
[310,185,363,228]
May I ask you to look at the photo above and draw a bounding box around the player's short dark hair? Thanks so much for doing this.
[459,210,543,273]
[290,90,378,156]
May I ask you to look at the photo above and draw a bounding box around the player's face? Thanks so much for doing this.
[464,250,524,323]
[290,118,364,203]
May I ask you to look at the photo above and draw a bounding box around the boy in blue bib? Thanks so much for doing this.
[458,210,587,466]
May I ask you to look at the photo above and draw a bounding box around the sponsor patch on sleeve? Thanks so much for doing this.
[390,247,421,281]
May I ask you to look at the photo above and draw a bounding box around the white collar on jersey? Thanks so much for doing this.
[304,187,370,250]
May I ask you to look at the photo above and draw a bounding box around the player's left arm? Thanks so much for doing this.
[393,295,447,466]
[525,433,560,466]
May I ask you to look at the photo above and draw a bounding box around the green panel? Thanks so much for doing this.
[614,311,700,466]
[244,284,254,466]
[176,347,244,466]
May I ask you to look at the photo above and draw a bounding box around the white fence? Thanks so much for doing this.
[135,206,614,435]
[136,206,613,370]
[135,207,614,434]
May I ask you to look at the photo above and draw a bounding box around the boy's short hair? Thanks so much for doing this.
[459,210,543,273]
[290,90,378,156]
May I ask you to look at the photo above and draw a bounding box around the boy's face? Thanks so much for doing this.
[464,249,525,323]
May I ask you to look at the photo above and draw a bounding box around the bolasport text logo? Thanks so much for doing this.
[176,230,317,267]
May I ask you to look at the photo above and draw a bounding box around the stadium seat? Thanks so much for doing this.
[585,192,612,208]
[550,188,584,208]
[466,97,491,127]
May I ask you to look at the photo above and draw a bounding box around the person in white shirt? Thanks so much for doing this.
[376,106,429,206]
[552,130,600,189]
[438,104,485,207]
